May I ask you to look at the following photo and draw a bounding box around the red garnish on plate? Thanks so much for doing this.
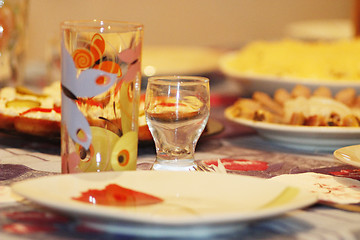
[157,102,186,107]
[72,184,163,207]
[204,158,268,171]
[153,96,187,108]
[19,107,61,116]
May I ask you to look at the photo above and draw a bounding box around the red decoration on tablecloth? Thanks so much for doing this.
[2,211,69,235]
[210,94,238,107]
[204,158,268,171]
[72,183,163,207]
[2,223,56,234]
[5,211,68,223]
[329,169,360,180]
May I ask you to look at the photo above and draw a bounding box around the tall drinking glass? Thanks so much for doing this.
[61,20,143,173]
[145,76,210,171]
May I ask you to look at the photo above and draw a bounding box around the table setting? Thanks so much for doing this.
[0,7,360,240]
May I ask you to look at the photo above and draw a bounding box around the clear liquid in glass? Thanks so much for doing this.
[146,106,209,170]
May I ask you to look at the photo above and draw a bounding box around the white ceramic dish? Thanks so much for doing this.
[219,52,360,96]
[142,45,222,77]
[225,108,360,151]
[334,144,360,168]
[284,19,352,41]
[11,171,317,237]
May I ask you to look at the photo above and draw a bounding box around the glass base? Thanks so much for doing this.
[151,160,196,171]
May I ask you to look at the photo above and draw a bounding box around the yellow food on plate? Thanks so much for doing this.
[224,39,360,82]
[226,84,360,127]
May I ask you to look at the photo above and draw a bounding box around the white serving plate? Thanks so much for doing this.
[219,52,360,96]
[284,19,353,41]
[225,108,360,151]
[142,45,222,77]
[11,171,317,237]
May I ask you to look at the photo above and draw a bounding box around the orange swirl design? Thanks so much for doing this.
[117,149,130,166]
[94,61,122,77]
[90,33,105,62]
[72,48,95,70]
[95,75,111,86]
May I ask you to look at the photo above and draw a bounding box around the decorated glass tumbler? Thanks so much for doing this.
[61,20,143,173]
[145,76,210,171]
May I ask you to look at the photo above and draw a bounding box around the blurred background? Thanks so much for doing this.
[27,0,352,62]
[8,0,355,89]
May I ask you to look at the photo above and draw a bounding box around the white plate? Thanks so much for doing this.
[334,144,360,168]
[142,45,222,77]
[219,52,360,96]
[225,108,360,151]
[11,171,316,237]
[284,19,353,41]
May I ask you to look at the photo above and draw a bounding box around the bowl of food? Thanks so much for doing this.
[219,39,360,96]
[225,84,360,150]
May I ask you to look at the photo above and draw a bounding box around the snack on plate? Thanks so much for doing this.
[225,39,360,82]
[14,107,61,137]
[0,82,61,136]
[0,81,154,140]
[226,85,360,127]
[145,95,204,120]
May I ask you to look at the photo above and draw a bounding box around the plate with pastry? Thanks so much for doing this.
[220,39,360,96]
[0,82,61,138]
[0,83,223,143]
[225,84,360,150]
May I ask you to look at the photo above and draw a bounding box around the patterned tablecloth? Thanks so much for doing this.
[0,104,360,240]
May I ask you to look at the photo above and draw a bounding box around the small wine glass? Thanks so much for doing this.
[144,76,210,171]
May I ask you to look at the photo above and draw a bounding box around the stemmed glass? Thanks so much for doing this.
[144,76,210,171]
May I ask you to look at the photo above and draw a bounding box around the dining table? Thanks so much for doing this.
[1,76,360,240]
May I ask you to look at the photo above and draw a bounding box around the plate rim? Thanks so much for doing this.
[334,144,360,168]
